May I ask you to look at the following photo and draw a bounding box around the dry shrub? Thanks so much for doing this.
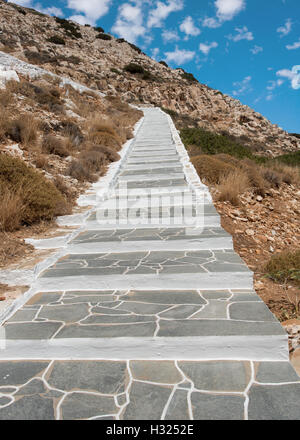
[7,114,39,147]
[79,150,106,173]
[191,154,236,184]
[271,163,300,186]
[262,169,282,189]
[0,154,67,230]
[42,135,69,157]
[265,249,300,287]
[216,170,249,205]
[60,119,84,148]
[0,109,11,141]
[87,118,122,151]
[89,144,120,162]
[0,89,13,108]
[68,159,96,182]
[0,187,25,232]
[242,162,268,196]
[34,154,49,170]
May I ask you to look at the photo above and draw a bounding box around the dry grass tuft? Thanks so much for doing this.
[265,249,300,287]
[0,187,25,232]
[216,170,249,205]
[68,159,96,182]
[42,135,70,157]
[7,114,39,148]
[191,155,236,184]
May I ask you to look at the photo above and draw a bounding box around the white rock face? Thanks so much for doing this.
[0,67,19,88]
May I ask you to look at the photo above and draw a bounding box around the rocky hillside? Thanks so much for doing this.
[0,0,299,157]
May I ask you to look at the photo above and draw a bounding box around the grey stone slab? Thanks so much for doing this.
[231,293,263,302]
[47,361,127,394]
[116,302,169,315]
[229,303,277,322]
[27,292,63,305]
[82,315,156,324]
[158,320,285,337]
[179,361,250,392]
[165,389,190,420]
[7,309,38,323]
[62,295,116,304]
[38,304,89,323]
[201,291,231,300]
[0,395,55,420]
[0,361,48,386]
[159,305,202,319]
[191,300,228,319]
[90,306,131,315]
[122,381,172,420]
[15,378,47,396]
[248,383,300,420]
[255,362,300,383]
[204,262,250,273]
[5,322,61,340]
[191,393,244,420]
[130,361,182,384]
[61,393,117,420]
[0,396,11,406]
[125,290,205,305]
[55,322,156,338]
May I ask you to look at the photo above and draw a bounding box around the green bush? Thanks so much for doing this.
[96,33,112,41]
[181,72,198,83]
[123,63,145,74]
[47,35,66,45]
[273,151,300,167]
[94,26,105,33]
[159,61,168,68]
[180,127,266,162]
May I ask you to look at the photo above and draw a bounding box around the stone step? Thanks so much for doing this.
[67,227,233,253]
[0,289,286,361]
[117,173,185,182]
[36,249,252,291]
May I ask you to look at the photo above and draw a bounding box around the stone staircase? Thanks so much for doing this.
[0,108,299,420]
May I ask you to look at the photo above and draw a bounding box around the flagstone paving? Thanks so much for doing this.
[0,108,299,420]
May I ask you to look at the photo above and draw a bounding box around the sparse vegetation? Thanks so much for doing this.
[96,33,112,41]
[159,61,168,68]
[181,71,198,83]
[216,170,249,206]
[54,17,82,39]
[265,250,300,287]
[47,35,66,45]
[123,63,145,75]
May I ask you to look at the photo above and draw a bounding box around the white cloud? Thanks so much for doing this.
[164,46,195,64]
[232,75,252,96]
[267,79,284,91]
[277,18,292,37]
[202,0,245,28]
[179,16,201,38]
[286,39,300,50]
[69,14,93,25]
[11,0,32,5]
[215,0,245,21]
[162,29,180,43]
[277,65,300,90]
[38,6,63,16]
[202,17,221,28]
[147,0,184,28]
[199,41,218,55]
[151,47,160,60]
[112,3,146,44]
[67,0,111,26]
[250,45,263,55]
[227,26,254,42]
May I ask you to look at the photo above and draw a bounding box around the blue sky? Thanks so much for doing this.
[12,0,300,133]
